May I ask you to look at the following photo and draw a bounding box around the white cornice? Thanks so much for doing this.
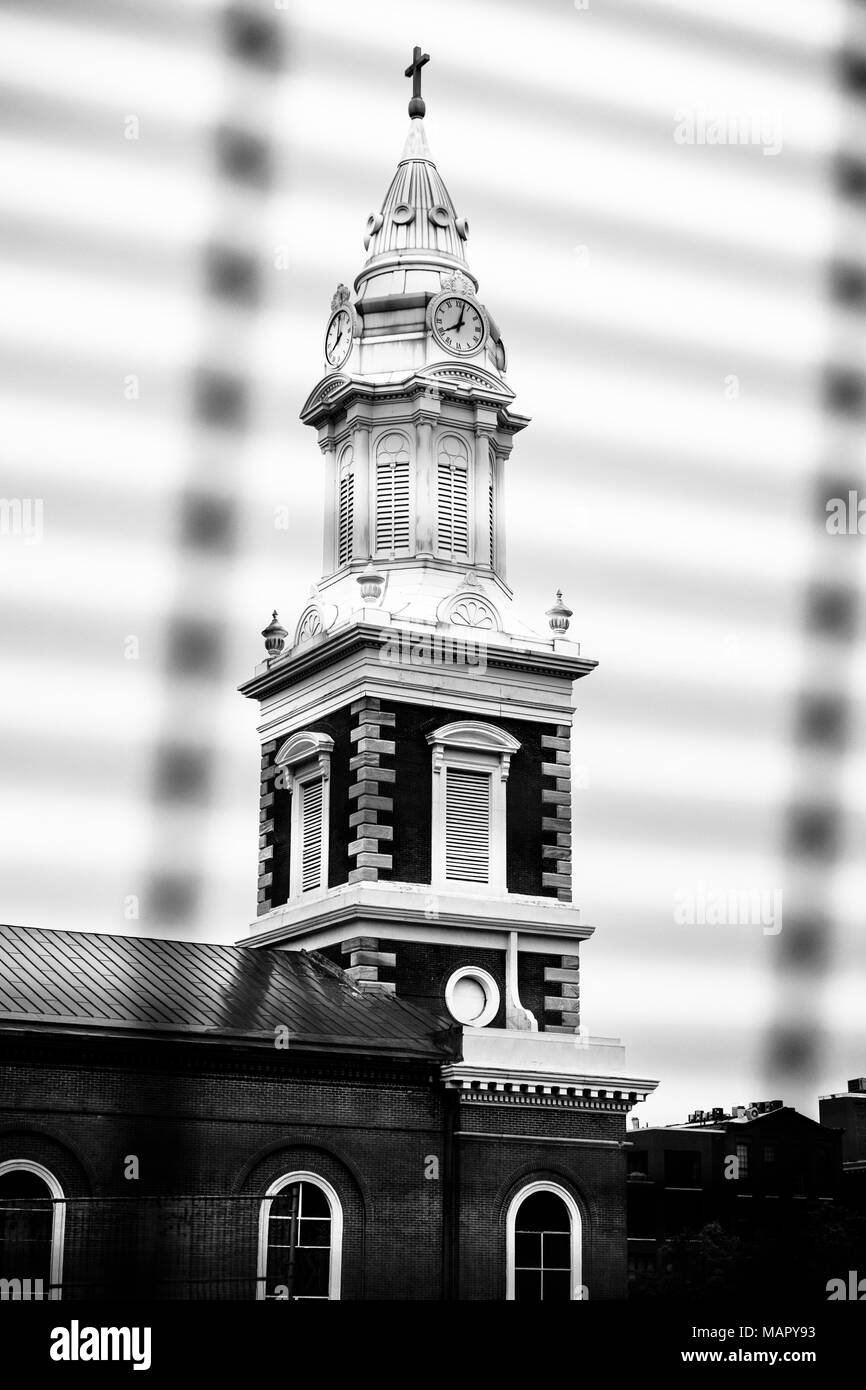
[242,880,591,951]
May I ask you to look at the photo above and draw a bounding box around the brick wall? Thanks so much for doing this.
[0,1034,631,1301]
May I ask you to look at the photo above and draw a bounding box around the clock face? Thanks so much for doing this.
[325,308,353,367]
[431,295,486,356]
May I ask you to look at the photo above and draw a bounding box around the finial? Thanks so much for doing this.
[357,559,385,603]
[405,45,430,119]
[261,609,287,659]
[546,589,573,634]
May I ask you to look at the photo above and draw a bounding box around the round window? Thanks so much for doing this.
[445,967,500,1027]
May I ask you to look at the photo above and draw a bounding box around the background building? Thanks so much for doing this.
[820,1078,866,1205]
[626,1099,845,1293]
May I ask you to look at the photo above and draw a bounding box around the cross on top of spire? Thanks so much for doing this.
[405,45,430,119]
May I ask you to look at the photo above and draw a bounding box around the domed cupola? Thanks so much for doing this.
[356,47,476,303]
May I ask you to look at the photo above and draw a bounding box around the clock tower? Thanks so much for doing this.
[239,51,655,1295]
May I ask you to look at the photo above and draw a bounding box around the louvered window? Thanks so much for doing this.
[444,768,491,882]
[338,447,353,566]
[374,433,411,555]
[488,460,496,567]
[437,435,469,557]
[300,778,324,892]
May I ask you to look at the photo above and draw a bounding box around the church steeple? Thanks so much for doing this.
[240,50,605,1043]
[293,49,532,649]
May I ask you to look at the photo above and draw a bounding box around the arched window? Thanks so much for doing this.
[506,1181,582,1301]
[427,721,520,891]
[337,445,354,567]
[0,1160,65,1300]
[257,1172,342,1301]
[374,433,411,556]
[488,455,496,567]
[437,434,470,558]
[274,732,334,898]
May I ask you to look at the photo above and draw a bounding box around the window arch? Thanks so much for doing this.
[506,1181,583,1301]
[0,1160,65,1300]
[374,432,411,556]
[427,721,520,891]
[257,1172,343,1300]
[337,445,354,567]
[437,434,470,558]
[275,732,333,897]
[488,455,496,567]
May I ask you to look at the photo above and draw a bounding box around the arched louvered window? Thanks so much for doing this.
[437,434,470,558]
[275,732,333,899]
[337,446,354,567]
[0,1161,65,1300]
[488,456,496,567]
[257,1173,343,1300]
[374,433,411,556]
[427,721,520,892]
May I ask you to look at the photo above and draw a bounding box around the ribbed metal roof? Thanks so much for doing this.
[0,923,453,1058]
[363,120,468,269]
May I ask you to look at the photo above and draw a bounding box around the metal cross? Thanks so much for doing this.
[405,45,430,119]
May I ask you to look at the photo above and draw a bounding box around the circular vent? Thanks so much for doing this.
[392,203,416,225]
[445,967,501,1027]
[455,216,470,240]
[363,211,384,250]
[428,205,451,227]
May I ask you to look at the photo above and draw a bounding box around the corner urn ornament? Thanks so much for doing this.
[261,610,287,660]
[357,560,386,603]
[546,589,573,634]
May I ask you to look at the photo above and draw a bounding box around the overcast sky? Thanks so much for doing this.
[0,0,863,1125]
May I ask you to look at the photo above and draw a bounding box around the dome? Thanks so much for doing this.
[355,120,476,296]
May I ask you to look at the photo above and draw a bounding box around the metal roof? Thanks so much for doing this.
[0,923,454,1059]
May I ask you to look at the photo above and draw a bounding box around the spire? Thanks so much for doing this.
[357,45,473,288]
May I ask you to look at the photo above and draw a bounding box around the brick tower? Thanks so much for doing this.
[239,49,656,1298]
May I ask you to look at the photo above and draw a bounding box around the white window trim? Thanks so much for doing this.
[445,966,501,1027]
[0,1159,65,1300]
[337,446,354,569]
[427,721,520,893]
[289,765,330,898]
[372,430,414,559]
[275,732,334,899]
[275,731,334,792]
[436,432,472,560]
[256,1171,343,1301]
[505,1180,583,1301]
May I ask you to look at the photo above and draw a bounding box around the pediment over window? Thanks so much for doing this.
[426,720,521,780]
[275,730,335,791]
